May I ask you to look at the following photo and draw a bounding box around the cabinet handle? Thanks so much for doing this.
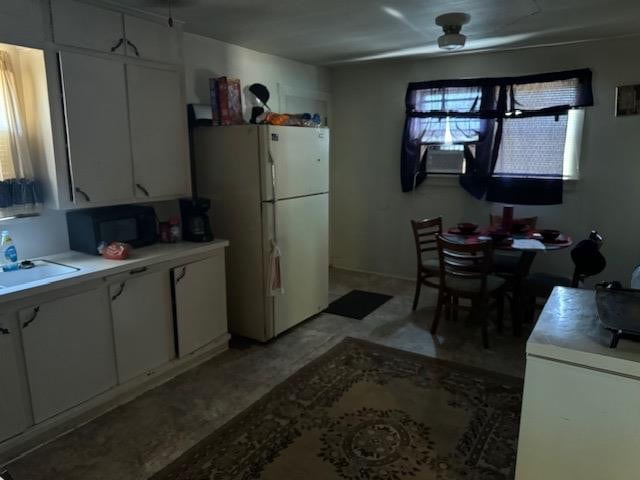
[129,266,148,275]
[75,187,91,202]
[111,282,126,301]
[175,266,187,284]
[23,307,40,328]
[0,326,9,335]
[110,37,124,52]
[136,183,150,197]
[126,40,140,57]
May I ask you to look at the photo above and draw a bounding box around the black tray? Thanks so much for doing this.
[596,287,640,348]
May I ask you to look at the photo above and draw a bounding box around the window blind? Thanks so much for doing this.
[508,77,590,113]
[493,114,568,178]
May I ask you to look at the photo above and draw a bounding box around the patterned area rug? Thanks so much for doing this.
[151,338,523,480]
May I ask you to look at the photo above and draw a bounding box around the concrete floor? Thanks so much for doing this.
[6,268,529,480]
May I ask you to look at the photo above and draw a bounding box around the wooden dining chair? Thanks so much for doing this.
[410,217,442,311]
[431,235,506,348]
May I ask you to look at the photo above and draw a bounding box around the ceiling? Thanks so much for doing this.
[112,0,640,65]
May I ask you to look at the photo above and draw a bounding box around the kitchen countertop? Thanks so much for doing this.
[0,240,229,306]
[528,287,640,378]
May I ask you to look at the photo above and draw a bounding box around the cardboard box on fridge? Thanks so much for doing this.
[210,76,243,126]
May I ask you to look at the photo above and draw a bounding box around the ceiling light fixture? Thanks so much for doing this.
[435,12,470,51]
[381,6,404,20]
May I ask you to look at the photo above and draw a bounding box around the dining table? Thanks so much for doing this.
[443,225,574,335]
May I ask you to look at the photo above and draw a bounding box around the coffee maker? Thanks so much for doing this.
[179,197,213,242]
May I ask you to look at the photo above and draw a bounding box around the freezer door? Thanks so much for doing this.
[262,194,329,336]
[261,126,329,201]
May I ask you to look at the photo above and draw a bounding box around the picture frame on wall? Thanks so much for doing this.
[615,84,640,117]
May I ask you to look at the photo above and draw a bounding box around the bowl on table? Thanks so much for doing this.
[540,229,561,242]
[457,222,478,235]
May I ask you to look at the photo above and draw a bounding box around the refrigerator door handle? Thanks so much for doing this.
[268,150,278,243]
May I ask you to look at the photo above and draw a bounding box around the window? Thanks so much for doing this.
[0,82,16,181]
[421,98,584,180]
[415,86,483,176]
[0,46,43,217]
[401,69,593,203]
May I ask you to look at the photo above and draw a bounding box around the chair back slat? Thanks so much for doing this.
[411,217,443,268]
[437,235,494,288]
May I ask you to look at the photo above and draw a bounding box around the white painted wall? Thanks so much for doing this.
[182,32,330,119]
[330,36,640,285]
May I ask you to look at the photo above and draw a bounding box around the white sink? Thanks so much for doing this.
[0,260,79,288]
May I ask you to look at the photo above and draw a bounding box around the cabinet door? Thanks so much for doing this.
[59,51,134,205]
[110,270,175,383]
[21,288,117,423]
[51,0,125,54]
[124,15,181,64]
[0,0,46,46]
[0,313,32,442]
[173,254,228,357]
[127,64,190,199]
[263,194,329,336]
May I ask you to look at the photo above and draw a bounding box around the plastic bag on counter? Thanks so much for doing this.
[98,241,132,260]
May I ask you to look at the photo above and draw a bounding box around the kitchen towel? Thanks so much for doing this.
[268,240,284,296]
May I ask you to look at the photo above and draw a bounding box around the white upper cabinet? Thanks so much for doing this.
[0,313,33,442]
[127,64,190,199]
[124,15,181,64]
[51,0,125,54]
[44,0,187,208]
[51,0,181,64]
[59,51,134,205]
[0,0,46,47]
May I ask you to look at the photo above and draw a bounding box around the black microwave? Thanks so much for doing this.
[66,205,157,255]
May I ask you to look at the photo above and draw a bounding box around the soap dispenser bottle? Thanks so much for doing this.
[1,230,19,272]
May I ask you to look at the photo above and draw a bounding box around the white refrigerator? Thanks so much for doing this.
[194,125,329,341]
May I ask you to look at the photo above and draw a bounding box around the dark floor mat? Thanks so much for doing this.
[325,289,393,319]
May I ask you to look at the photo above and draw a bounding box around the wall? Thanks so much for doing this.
[330,36,640,285]
[182,32,330,119]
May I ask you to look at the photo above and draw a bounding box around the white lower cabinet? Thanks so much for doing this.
[516,355,640,479]
[0,246,229,452]
[0,313,32,442]
[20,287,117,423]
[110,269,175,383]
[173,254,228,357]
